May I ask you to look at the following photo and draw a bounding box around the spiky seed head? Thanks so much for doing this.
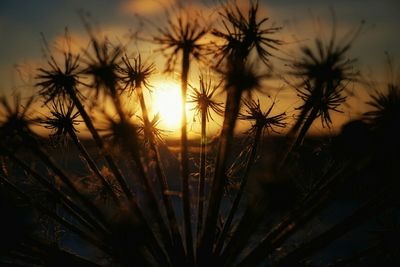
[82,36,122,97]
[0,95,37,149]
[118,54,156,95]
[137,113,168,144]
[224,62,267,97]
[240,97,286,135]
[365,83,400,133]
[188,73,224,122]
[98,112,139,153]
[290,27,360,127]
[212,0,282,66]
[36,52,81,104]
[153,11,208,73]
[41,100,80,145]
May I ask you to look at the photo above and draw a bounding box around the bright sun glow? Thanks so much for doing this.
[151,81,188,131]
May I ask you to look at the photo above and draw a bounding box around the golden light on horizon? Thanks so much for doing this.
[151,81,191,132]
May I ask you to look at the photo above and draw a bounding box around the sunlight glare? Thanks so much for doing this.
[152,81,185,131]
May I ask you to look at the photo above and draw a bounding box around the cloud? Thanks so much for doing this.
[119,0,177,16]
[50,25,136,56]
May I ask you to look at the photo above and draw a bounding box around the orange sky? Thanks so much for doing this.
[1,0,399,138]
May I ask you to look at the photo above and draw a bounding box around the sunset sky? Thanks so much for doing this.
[0,0,399,135]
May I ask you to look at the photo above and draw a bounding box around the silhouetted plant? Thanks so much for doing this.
[188,73,223,241]
[1,1,399,267]
[199,1,282,260]
[281,26,361,170]
[364,57,400,140]
[214,97,286,256]
[153,9,209,262]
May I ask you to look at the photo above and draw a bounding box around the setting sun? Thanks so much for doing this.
[151,81,189,131]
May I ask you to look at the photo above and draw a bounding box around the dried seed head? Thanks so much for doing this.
[36,52,81,104]
[0,94,37,149]
[137,113,168,144]
[212,0,282,66]
[36,31,82,104]
[118,54,155,96]
[82,36,123,97]
[188,73,224,122]
[289,25,360,127]
[41,100,81,145]
[240,97,286,135]
[98,111,139,152]
[364,54,400,137]
[153,11,208,73]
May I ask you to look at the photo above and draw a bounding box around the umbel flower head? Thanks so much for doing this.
[290,27,360,127]
[82,34,123,97]
[0,94,37,148]
[296,79,347,127]
[188,73,224,122]
[365,83,400,131]
[99,111,138,151]
[137,113,168,144]
[41,100,80,145]
[153,10,208,73]
[364,55,400,136]
[36,52,81,104]
[118,54,156,95]
[212,0,282,66]
[240,97,286,136]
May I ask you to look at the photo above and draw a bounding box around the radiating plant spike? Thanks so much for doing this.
[212,0,282,66]
[282,23,362,169]
[188,72,224,243]
[188,73,224,122]
[119,54,155,96]
[240,97,287,136]
[214,96,286,259]
[154,8,209,263]
[199,1,282,263]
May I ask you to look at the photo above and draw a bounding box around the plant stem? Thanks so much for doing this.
[197,108,207,245]
[0,174,111,254]
[214,126,262,255]
[5,151,103,235]
[28,144,111,233]
[199,87,242,262]
[280,106,319,169]
[109,85,176,266]
[292,106,319,150]
[181,49,194,263]
[136,85,186,264]
[67,87,134,202]
[67,128,120,205]
[237,159,356,267]
[273,188,393,267]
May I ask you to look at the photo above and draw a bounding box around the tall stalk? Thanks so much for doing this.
[199,86,242,260]
[199,2,282,261]
[28,143,111,232]
[153,13,208,262]
[4,150,105,235]
[0,174,111,254]
[67,87,134,202]
[105,83,177,265]
[197,107,207,241]
[214,126,262,255]
[136,83,186,262]
[272,187,395,267]
[180,48,194,262]
[67,127,120,204]
[215,98,286,262]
